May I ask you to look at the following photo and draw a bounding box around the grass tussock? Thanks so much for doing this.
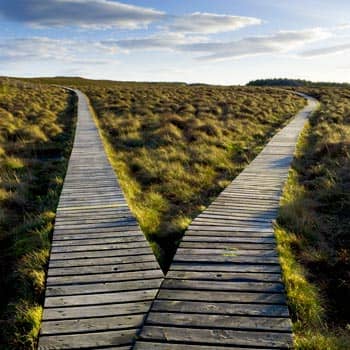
[69,80,305,270]
[276,87,350,349]
[0,78,76,349]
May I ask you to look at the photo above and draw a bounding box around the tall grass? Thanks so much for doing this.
[277,87,350,349]
[0,78,76,349]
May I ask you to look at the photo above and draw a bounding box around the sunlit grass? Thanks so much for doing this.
[0,78,76,349]
[276,86,350,349]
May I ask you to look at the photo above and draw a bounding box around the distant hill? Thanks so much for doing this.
[247,78,350,88]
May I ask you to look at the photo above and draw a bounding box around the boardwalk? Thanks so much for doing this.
[134,94,319,350]
[38,90,163,349]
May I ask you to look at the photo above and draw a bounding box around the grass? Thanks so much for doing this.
[0,78,76,349]
[29,78,305,270]
[276,86,350,349]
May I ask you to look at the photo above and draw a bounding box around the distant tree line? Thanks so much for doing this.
[247,78,350,88]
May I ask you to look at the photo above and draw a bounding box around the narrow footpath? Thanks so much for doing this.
[134,94,319,350]
[38,90,163,350]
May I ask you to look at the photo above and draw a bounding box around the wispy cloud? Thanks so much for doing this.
[0,37,115,64]
[165,12,261,34]
[300,42,350,57]
[187,28,332,60]
[101,28,331,61]
[0,0,165,29]
[103,33,206,52]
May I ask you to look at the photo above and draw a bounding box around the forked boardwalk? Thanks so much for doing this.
[135,94,319,349]
[38,90,163,349]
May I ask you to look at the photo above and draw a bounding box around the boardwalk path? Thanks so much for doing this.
[134,94,319,350]
[38,90,163,349]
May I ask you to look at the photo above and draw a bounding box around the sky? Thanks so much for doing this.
[0,0,350,84]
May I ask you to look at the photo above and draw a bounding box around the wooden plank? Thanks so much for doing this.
[166,270,282,282]
[139,326,292,348]
[49,254,156,268]
[46,278,163,297]
[162,279,284,293]
[42,301,151,321]
[41,314,145,335]
[38,329,136,349]
[44,289,158,309]
[47,261,160,276]
[46,269,163,286]
[183,236,275,243]
[151,300,289,317]
[175,248,278,257]
[173,255,279,264]
[50,241,150,253]
[147,312,292,332]
[134,342,261,350]
[179,242,276,250]
[50,247,153,260]
[157,289,286,304]
[170,262,281,273]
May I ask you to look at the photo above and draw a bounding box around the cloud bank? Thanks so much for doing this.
[166,12,261,34]
[101,28,331,60]
[300,42,350,57]
[0,37,114,65]
[0,0,165,29]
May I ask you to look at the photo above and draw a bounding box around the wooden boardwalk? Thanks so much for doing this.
[38,90,163,350]
[134,94,319,350]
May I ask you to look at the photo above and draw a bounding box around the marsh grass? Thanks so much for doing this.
[277,87,350,349]
[0,78,76,349]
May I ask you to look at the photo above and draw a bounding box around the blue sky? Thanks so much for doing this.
[0,0,350,84]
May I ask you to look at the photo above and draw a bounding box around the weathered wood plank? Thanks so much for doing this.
[47,261,160,276]
[147,312,292,331]
[46,278,163,297]
[46,268,163,286]
[38,329,136,349]
[166,270,282,282]
[157,289,287,304]
[41,314,144,335]
[151,300,290,317]
[43,301,151,321]
[162,279,284,293]
[170,262,281,273]
[139,326,293,348]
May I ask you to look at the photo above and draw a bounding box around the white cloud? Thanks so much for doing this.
[180,28,332,60]
[102,33,207,52]
[101,28,332,61]
[0,28,335,68]
[0,0,165,29]
[165,12,261,34]
[300,43,350,57]
[0,37,114,64]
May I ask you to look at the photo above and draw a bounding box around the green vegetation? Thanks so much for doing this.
[30,78,305,270]
[276,87,350,348]
[0,78,76,349]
